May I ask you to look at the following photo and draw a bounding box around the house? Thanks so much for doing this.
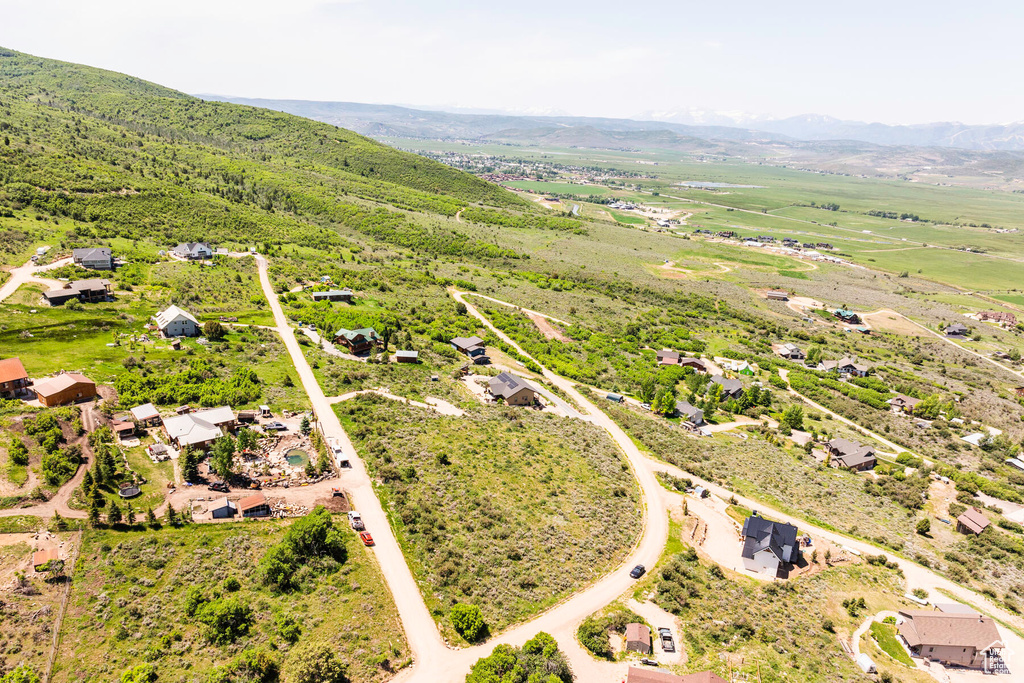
[239,492,271,518]
[488,372,538,406]
[888,395,922,414]
[819,356,870,377]
[1015,387,1024,398]
[624,623,651,654]
[162,412,224,450]
[451,336,487,359]
[0,357,30,399]
[194,406,236,431]
[678,357,709,373]
[32,548,60,572]
[897,609,1004,669]
[1006,458,1024,472]
[43,279,113,306]
[73,247,114,270]
[395,350,419,364]
[311,288,354,303]
[33,373,97,407]
[961,432,987,447]
[765,290,789,301]
[772,343,805,361]
[155,305,201,338]
[978,311,1017,326]
[333,328,380,354]
[956,507,990,535]
[129,403,162,427]
[210,497,237,519]
[112,418,135,440]
[833,309,861,324]
[740,514,800,576]
[657,350,681,365]
[172,242,214,260]
[710,375,744,400]
[825,438,876,471]
[734,361,755,376]
[944,323,969,337]
[675,400,705,426]
[626,669,728,683]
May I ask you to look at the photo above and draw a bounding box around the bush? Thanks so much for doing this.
[119,664,157,683]
[916,518,931,535]
[258,506,346,590]
[284,643,348,683]
[450,603,486,642]
[195,597,253,644]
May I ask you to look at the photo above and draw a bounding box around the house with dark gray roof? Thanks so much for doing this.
[451,336,489,363]
[487,372,537,406]
[710,375,744,400]
[825,438,876,471]
[944,323,969,337]
[42,279,113,306]
[311,288,353,302]
[675,400,705,426]
[740,514,800,576]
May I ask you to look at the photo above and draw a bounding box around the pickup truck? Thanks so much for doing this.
[658,627,675,653]
[347,511,365,531]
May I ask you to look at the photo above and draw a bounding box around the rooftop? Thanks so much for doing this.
[0,357,28,384]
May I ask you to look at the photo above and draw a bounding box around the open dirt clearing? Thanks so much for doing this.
[861,310,931,336]
[528,312,572,341]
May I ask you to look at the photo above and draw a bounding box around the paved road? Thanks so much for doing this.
[0,256,73,304]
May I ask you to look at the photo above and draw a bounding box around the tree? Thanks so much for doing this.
[284,643,348,683]
[916,518,931,535]
[637,377,656,403]
[87,502,101,528]
[236,427,257,452]
[1,665,42,683]
[467,632,571,683]
[81,468,94,496]
[203,321,227,340]
[126,503,136,526]
[196,597,253,644]
[107,500,123,525]
[146,506,157,528]
[210,435,236,480]
[51,510,66,532]
[651,386,676,416]
[180,446,199,482]
[299,415,311,435]
[166,502,178,526]
[450,603,486,641]
[8,436,29,466]
[119,664,157,683]
[781,405,804,431]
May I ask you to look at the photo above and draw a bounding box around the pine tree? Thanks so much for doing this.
[92,458,105,488]
[181,447,199,482]
[52,510,66,531]
[146,507,157,527]
[126,502,136,526]
[88,502,101,528]
[166,502,177,526]
[107,501,123,525]
[82,469,94,496]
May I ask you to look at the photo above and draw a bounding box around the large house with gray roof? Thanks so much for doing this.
[740,514,800,577]
[73,247,114,270]
[488,372,538,406]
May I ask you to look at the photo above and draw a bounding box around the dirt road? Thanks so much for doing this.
[0,256,74,304]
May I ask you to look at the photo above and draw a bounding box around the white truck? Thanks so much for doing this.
[347,511,364,531]
[328,437,350,468]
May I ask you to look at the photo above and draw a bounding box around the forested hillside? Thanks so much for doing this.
[0,47,530,261]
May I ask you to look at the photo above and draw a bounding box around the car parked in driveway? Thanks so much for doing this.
[658,627,675,652]
[629,564,646,579]
[359,531,374,546]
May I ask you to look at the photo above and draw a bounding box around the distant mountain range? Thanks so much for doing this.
[204,96,1024,152]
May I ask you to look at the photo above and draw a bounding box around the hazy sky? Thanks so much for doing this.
[2,0,1022,125]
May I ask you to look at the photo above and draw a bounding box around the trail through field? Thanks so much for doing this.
[455,209,463,223]
[326,388,465,417]
[527,312,571,341]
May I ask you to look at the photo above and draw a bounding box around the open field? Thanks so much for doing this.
[337,395,641,638]
[50,516,407,683]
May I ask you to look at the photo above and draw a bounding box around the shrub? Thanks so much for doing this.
[195,597,253,644]
[284,643,348,683]
[450,603,486,642]
[916,518,931,535]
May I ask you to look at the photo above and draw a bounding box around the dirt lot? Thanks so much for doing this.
[861,310,931,336]
[527,312,572,342]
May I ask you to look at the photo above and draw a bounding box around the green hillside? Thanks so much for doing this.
[0,47,531,263]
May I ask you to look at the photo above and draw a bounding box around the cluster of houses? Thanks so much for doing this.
[0,357,97,407]
[656,350,711,373]
[770,343,872,378]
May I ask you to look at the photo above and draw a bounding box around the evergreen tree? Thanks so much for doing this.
[166,502,178,526]
[181,447,199,482]
[107,501,123,525]
[210,435,236,480]
[92,458,105,488]
[126,502,136,526]
[299,416,311,435]
[146,507,157,528]
[51,510,66,531]
[82,469,94,496]
[88,502,101,528]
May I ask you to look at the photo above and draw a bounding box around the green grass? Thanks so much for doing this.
[52,518,408,683]
[337,395,641,637]
[869,621,914,666]
[505,180,609,196]
[607,209,647,225]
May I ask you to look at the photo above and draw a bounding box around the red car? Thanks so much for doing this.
[359,531,374,546]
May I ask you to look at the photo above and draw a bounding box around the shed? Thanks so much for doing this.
[240,492,271,518]
[112,419,135,439]
[129,402,161,426]
[606,393,624,403]
[956,508,990,535]
[624,623,651,654]
[33,373,97,407]
[32,548,60,571]
[396,350,419,364]
[210,497,237,519]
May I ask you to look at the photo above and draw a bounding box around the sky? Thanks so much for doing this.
[1,0,1023,126]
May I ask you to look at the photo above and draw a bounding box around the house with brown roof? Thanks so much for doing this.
[487,372,538,406]
[625,623,651,654]
[240,492,271,518]
[978,311,1017,326]
[897,609,1004,669]
[772,343,805,361]
[626,669,728,683]
[0,357,30,399]
[42,279,113,306]
[657,350,681,365]
[956,507,990,535]
[765,290,789,301]
[888,395,922,414]
[677,357,709,373]
[333,328,380,355]
[33,373,97,407]
[825,438,876,471]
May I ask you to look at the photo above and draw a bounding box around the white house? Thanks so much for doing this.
[172,242,213,260]
[155,305,201,338]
